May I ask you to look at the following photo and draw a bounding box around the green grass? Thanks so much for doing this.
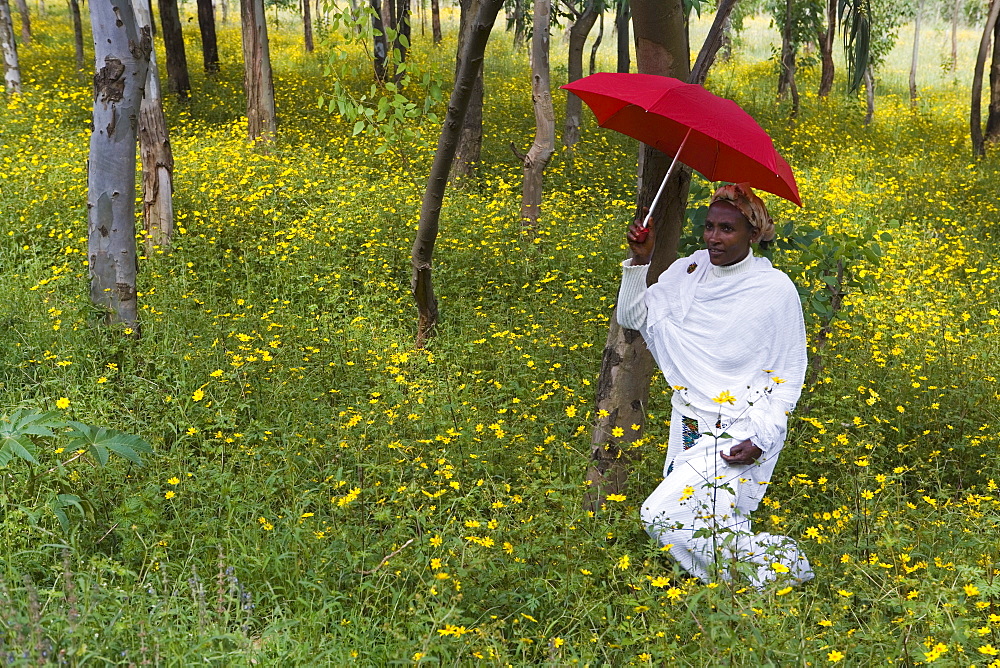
[1,5,1000,665]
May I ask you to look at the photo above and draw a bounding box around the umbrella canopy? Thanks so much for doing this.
[562,72,802,207]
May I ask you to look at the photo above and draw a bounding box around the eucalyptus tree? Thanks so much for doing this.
[133,0,175,251]
[87,0,151,331]
[971,0,1000,155]
[562,0,601,147]
[0,0,20,93]
[452,0,485,178]
[411,0,505,346]
[70,0,84,71]
[13,0,27,43]
[302,0,314,52]
[241,0,276,140]
[158,0,191,97]
[614,0,630,73]
[987,18,1000,143]
[516,0,555,227]
[197,0,221,70]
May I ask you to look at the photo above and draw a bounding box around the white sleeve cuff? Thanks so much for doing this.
[617,261,649,330]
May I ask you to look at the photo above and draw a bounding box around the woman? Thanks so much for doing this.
[617,183,813,588]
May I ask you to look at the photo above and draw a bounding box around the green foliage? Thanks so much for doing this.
[318,3,443,154]
[0,408,152,532]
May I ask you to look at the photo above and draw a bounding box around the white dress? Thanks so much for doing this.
[617,249,814,587]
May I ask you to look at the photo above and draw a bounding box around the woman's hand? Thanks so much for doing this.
[627,213,655,266]
[720,439,762,465]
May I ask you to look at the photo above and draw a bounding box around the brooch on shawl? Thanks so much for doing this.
[686,262,697,274]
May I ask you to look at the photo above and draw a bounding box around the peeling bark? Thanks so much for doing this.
[0,0,21,93]
[88,0,151,332]
[519,0,554,227]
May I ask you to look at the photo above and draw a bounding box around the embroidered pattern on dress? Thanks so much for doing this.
[682,416,699,450]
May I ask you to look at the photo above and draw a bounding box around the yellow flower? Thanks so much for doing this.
[978,645,999,656]
[606,494,626,502]
[650,576,671,588]
[712,390,736,405]
[771,562,790,573]
[164,491,175,499]
[965,584,980,596]
[429,535,442,547]
[775,586,793,595]
[56,397,70,410]
[565,405,577,417]
[192,389,205,401]
[611,426,624,438]
[167,477,180,485]
[827,650,845,662]
[616,554,630,570]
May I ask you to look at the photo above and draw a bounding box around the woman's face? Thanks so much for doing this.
[703,201,756,266]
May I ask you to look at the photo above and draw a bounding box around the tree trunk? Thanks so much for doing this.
[13,0,27,44]
[863,65,874,125]
[615,0,630,73]
[585,0,690,509]
[909,0,922,107]
[720,14,732,61]
[430,0,440,43]
[88,0,151,332]
[70,0,84,71]
[370,0,388,80]
[302,0,313,52]
[0,0,20,93]
[689,0,737,85]
[392,0,410,72]
[197,0,220,71]
[133,0,174,251]
[563,0,599,147]
[589,11,603,76]
[972,0,1000,156]
[412,0,504,346]
[158,0,190,97]
[519,0,554,226]
[985,15,1000,142]
[777,0,794,98]
[818,0,835,97]
[241,0,276,141]
[452,0,484,179]
[951,0,959,72]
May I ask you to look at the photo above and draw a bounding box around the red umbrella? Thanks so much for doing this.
[562,72,802,228]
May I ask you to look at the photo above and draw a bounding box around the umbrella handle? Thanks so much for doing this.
[642,127,692,229]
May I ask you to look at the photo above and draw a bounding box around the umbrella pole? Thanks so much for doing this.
[642,127,692,229]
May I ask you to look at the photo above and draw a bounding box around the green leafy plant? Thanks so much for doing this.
[0,408,153,531]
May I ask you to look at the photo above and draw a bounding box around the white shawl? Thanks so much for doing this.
[618,249,807,457]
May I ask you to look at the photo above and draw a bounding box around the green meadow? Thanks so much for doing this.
[2,4,1000,664]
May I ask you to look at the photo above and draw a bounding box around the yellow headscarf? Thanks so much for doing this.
[710,183,775,244]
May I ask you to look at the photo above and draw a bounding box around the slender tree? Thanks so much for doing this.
[517,0,554,226]
[689,0,738,85]
[158,0,190,97]
[411,0,505,346]
[972,0,1000,155]
[13,0,27,43]
[0,0,20,93]
[133,0,174,251]
[818,0,836,96]
[562,0,600,147]
[614,0,630,73]
[908,0,922,106]
[302,0,314,52]
[430,0,441,43]
[241,0,276,140]
[70,0,84,71]
[452,0,485,179]
[87,0,151,331]
[197,0,220,71]
[985,15,1000,142]
[370,0,388,80]
[589,11,603,76]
